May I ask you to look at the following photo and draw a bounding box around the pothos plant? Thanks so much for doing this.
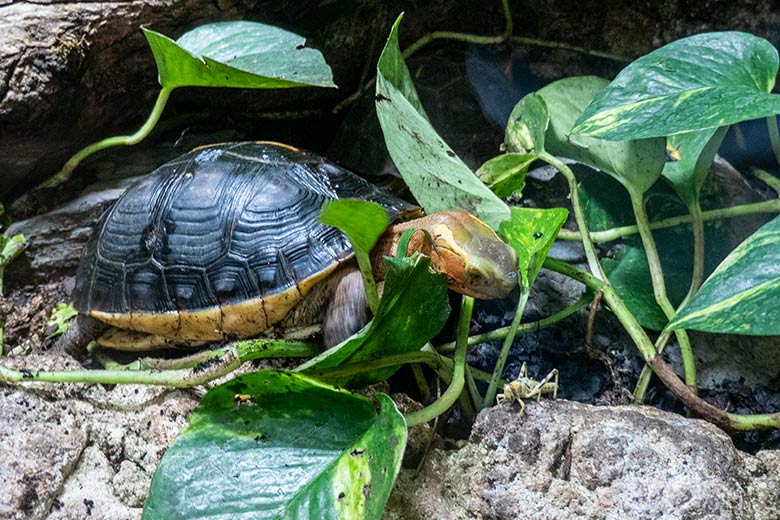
[5,9,780,520]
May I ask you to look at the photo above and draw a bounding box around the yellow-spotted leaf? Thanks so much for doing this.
[662,127,728,207]
[573,32,780,140]
[499,206,569,289]
[538,76,666,196]
[143,371,406,520]
[667,215,780,335]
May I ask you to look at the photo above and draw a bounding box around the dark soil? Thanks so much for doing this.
[1,282,68,355]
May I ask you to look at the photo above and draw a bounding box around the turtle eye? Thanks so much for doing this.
[468,269,485,285]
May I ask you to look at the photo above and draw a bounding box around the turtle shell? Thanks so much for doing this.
[72,141,415,341]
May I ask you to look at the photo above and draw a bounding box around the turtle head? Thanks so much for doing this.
[422,211,519,299]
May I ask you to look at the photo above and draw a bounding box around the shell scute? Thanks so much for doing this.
[73,142,414,342]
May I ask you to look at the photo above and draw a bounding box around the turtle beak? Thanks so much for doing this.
[463,235,519,299]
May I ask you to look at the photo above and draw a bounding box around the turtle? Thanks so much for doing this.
[57,141,518,355]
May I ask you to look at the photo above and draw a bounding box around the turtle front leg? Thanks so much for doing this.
[54,315,110,359]
[323,267,370,348]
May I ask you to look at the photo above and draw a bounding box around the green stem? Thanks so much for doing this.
[482,284,530,408]
[767,116,780,168]
[411,363,431,403]
[629,189,697,392]
[406,296,474,427]
[465,366,483,409]
[355,250,380,313]
[543,258,605,291]
[632,330,673,403]
[421,343,497,383]
[38,87,174,189]
[510,36,629,62]
[303,351,448,381]
[0,339,318,387]
[686,200,706,295]
[437,287,592,353]
[751,167,780,196]
[403,0,512,59]
[0,234,27,296]
[557,198,780,243]
[538,152,605,280]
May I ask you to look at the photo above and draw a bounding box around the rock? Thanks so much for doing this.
[2,373,779,519]
[0,390,86,520]
[0,378,198,519]
[49,446,139,520]
[0,0,504,200]
[5,181,133,287]
[386,400,780,520]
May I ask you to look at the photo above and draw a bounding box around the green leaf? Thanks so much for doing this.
[319,199,390,313]
[667,215,780,335]
[475,153,533,198]
[498,206,568,288]
[0,234,26,295]
[298,253,449,387]
[573,32,780,140]
[577,166,635,232]
[143,371,406,520]
[537,76,666,196]
[662,127,728,207]
[602,243,672,330]
[45,303,78,339]
[143,21,336,89]
[504,93,549,154]
[320,200,389,254]
[375,15,509,229]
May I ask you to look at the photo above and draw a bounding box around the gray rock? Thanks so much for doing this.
[387,400,780,520]
[1,0,503,200]
[0,389,86,520]
[0,351,198,519]
[5,179,135,286]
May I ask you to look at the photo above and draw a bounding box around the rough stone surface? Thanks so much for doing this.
[0,0,502,200]
[0,352,199,519]
[0,389,86,520]
[386,401,780,520]
[3,365,780,518]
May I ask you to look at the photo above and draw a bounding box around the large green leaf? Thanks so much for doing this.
[475,153,533,198]
[143,371,406,520]
[320,199,390,311]
[375,15,509,229]
[573,32,780,140]
[537,76,666,196]
[662,127,728,206]
[667,215,780,335]
[297,253,449,387]
[577,165,635,232]
[143,21,336,89]
[320,200,389,254]
[602,241,683,330]
[499,206,568,289]
[504,93,549,154]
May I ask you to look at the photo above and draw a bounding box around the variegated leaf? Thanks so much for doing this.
[667,215,780,335]
[573,32,780,140]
